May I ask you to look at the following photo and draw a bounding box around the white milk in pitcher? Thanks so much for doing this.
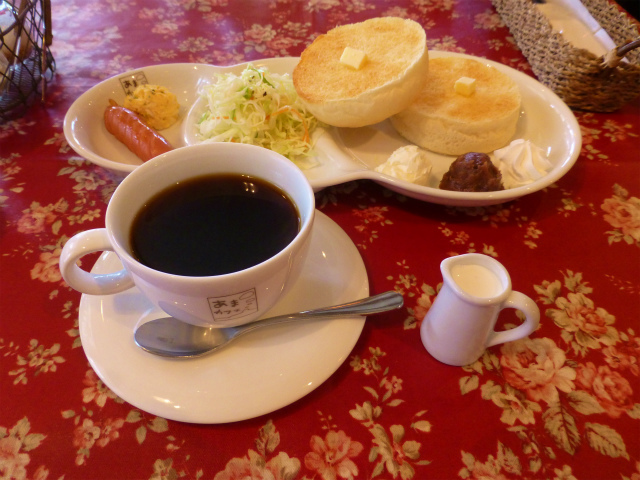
[451,263,503,298]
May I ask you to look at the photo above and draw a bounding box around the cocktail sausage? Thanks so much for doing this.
[104,100,172,162]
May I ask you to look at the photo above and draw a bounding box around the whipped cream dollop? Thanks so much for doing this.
[375,145,432,185]
[493,139,553,189]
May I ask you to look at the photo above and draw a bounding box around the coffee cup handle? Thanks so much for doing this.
[485,291,540,348]
[60,229,135,295]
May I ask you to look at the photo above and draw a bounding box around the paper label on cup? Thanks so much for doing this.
[208,288,259,322]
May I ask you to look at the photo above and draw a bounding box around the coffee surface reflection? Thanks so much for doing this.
[130,173,300,276]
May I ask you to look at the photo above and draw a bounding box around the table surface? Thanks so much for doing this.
[2,1,639,479]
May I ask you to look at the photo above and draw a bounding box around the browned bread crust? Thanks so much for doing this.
[293,17,429,128]
[391,56,521,155]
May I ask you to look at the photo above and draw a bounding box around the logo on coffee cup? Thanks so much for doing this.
[208,288,259,322]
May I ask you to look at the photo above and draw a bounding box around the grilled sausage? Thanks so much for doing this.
[104,100,173,161]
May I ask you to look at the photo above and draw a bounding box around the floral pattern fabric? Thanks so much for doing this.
[1,0,639,479]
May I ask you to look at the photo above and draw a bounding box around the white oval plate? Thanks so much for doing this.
[64,53,581,206]
[78,211,369,424]
[63,63,218,175]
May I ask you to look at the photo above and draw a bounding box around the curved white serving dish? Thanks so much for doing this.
[64,53,581,206]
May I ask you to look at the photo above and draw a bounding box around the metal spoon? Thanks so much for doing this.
[134,291,403,358]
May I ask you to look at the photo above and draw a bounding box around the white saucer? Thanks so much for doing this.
[78,211,369,424]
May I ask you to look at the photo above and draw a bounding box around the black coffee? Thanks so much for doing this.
[130,174,300,276]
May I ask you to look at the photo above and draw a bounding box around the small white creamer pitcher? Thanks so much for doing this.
[420,253,540,366]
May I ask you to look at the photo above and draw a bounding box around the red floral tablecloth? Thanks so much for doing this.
[1,1,639,479]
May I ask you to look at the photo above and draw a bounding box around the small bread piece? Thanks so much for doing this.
[293,17,429,128]
[390,57,521,155]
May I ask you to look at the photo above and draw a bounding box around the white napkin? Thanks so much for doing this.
[536,0,617,56]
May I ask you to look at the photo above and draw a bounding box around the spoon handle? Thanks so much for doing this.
[297,290,403,317]
[236,290,403,335]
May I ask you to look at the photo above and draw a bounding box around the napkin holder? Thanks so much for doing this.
[491,0,640,112]
[0,0,55,122]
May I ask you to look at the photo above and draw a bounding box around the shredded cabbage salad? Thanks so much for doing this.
[197,65,320,169]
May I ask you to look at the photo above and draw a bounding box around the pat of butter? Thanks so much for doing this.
[454,77,476,96]
[340,47,367,70]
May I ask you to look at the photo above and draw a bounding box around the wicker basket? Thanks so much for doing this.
[0,0,55,122]
[491,0,640,112]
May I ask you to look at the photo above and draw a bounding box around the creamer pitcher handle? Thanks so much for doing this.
[486,291,540,348]
[60,229,135,295]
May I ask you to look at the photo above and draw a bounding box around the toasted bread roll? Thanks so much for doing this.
[293,17,429,128]
[390,56,521,155]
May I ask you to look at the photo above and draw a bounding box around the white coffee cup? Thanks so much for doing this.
[420,253,540,366]
[59,142,315,328]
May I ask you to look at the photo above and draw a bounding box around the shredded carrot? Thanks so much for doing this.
[196,64,319,167]
[268,106,309,143]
